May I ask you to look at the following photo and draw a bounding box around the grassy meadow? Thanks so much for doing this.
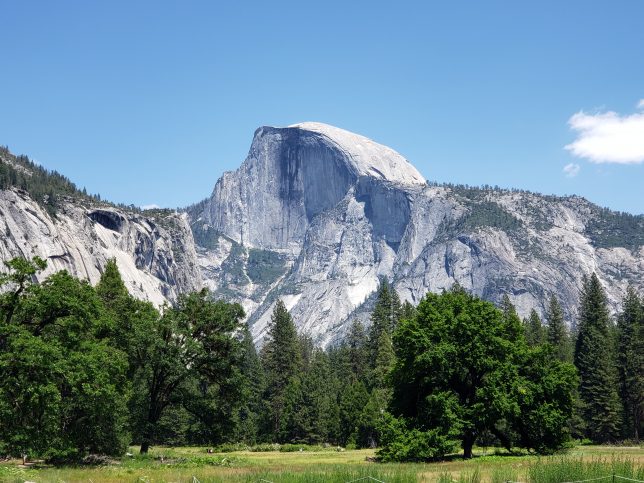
[1,445,643,483]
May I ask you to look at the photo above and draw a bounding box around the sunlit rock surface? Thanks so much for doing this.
[189,123,643,347]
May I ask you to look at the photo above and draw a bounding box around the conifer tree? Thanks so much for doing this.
[400,300,417,322]
[261,300,302,440]
[546,295,572,362]
[574,274,622,442]
[286,350,337,444]
[525,309,546,346]
[236,325,265,443]
[372,331,395,389]
[346,320,368,382]
[96,259,129,308]
[501,294,525,341]
[367,278,401,369]
[617,287,643,441]
[338,380,369,446]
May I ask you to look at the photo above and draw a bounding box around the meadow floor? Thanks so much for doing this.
[1,445,643,483]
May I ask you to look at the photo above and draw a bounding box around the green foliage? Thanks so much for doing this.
[525,309,546,347]
[387,286,575,460]
[377,412,459,462]
[261,300,303,441]
[128,289,245,453]
[346,319,368,382]
[574,274,622,443]
[247,248,287,284]
[546,295,573,363]
[585,206,644,251]
[0,259,129,461]
[436,198,522,240]
[616,287,643,441]
[512,345,578,453]
[367,277,401,370]
[1,253,638,462]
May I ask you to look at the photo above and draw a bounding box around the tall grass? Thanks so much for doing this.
[528,457,644,483]
[243,465,418,482]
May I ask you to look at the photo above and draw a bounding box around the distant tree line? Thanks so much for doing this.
[0,147,155,215]
[0,258,641,463]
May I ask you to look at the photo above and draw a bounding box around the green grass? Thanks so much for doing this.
[1,445,642,483]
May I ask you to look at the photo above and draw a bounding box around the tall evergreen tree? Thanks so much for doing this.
[346,320,368,382]
[96,259,129,308]
[235,325,266,443]
[400,300,417,322]
[574,274,622,442]
[617,286,643,441]
[525,309,546,347]
[372,331,395,389]
[546,295,573,362]
[286,350,338,444]
[367,278,401,369]
[261,300,302,441]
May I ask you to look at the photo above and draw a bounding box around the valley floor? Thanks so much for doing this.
[2,445,643,483]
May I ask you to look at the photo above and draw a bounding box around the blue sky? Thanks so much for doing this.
[1,1,643,213]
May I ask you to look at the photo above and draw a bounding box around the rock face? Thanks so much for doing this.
[0,188,201,305]
[2,123,642,347]
[197,123,424,254]
[189,122,644,347]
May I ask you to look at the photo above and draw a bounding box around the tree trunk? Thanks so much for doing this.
[140,440,150,454]
[463,432,475,459]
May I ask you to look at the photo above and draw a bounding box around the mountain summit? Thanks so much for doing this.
[188,123,643,346]
[288,122,425,185]
[1,125,642,347]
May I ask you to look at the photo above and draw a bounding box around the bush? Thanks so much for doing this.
[377,413,459,462]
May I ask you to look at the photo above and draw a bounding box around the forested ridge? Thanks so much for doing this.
[0,257,641,463]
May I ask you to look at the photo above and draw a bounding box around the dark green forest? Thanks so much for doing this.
[0,257,642,463]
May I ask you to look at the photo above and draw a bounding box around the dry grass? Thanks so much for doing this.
[1,445,642,483]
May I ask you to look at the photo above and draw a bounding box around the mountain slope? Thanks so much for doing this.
[0,147,201,303]
[2,124,642,347]
[188,123,643,346]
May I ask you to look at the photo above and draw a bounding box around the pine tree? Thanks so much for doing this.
[286,350,337,444]
[546,295,573,362]
[346,320,368,382]
[237,325,265,443]
[96,259,129,307]
[617,287,643,441]
[261,300,302,441]
[525,309,546,346]
[372,331,395,389]
[501,294,525,341]
[338,380,369,446]
[400,300,417,322]
[574,274,622,442]
[367,278,401,368]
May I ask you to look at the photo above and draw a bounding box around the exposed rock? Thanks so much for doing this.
[0,188,201,305]
[189,123,644,347]
[2,122,642,347]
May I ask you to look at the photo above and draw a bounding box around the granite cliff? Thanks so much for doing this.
[188,123,644,346]
[2,124,642,347]
[0,148,201,304]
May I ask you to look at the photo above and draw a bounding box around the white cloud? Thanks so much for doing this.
[141,204,160,210]
[565,100,644,164]
[563,163,580,178]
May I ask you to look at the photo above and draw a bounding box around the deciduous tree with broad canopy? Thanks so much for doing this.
[381,285,577,461]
